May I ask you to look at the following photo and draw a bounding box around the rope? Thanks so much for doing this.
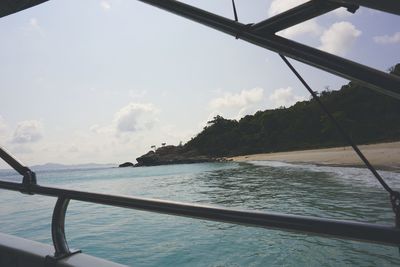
[231,0,238,21]
[279,54,395,195]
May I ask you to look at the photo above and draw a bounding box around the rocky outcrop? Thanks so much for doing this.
[119,162,134,168]
[135,145,217,167]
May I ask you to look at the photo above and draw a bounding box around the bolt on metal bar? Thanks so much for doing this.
[328,0,400,16]
[0,146,37,194]
[0,180,400,247]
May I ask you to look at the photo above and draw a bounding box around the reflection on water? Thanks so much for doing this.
[0,162,399,266]
[198,162,394,223]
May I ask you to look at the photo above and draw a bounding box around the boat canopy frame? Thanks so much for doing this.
[2,0,399,99]
[1,0,400,263]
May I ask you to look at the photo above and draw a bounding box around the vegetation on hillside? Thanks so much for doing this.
[184,64,400,157]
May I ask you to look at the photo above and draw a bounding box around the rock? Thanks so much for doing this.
[134,145,216,167]
[119,162,134,168]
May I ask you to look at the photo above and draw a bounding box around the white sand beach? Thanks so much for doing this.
[229,141,400,171]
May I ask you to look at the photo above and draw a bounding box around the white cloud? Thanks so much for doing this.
[268,0,308,16]
[278,20,322,38]
[100,1,111,10]
[268,0,322,38]
[269,87,306,108]
[209,88,264,109]
[208,88,265,120]
[373,32,400,44]
[319,22,361,56]
[114,103,158,133]
[12,120,43,144]
[268,1,360,47]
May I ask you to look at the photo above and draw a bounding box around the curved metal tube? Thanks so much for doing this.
[0,180,397,246]
[51,197,70,257]
[1,180,400,246]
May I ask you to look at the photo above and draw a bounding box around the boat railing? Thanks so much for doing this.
[1,0,400,264]
[0,147,399,263]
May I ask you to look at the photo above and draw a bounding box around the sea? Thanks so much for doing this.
[1,161,400,266]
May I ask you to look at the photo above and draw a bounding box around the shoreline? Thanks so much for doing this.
[228,141,400,172]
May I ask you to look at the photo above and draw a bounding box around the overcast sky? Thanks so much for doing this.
[0,0,399,168]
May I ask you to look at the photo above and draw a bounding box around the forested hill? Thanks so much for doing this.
[184,64,400,157]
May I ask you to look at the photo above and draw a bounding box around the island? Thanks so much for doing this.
[121,64,400,168]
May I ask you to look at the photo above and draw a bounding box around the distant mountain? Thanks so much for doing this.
[183,64,400,157]
[31,162,116,171]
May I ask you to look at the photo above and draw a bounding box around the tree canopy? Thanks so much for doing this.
[184,64,400,157]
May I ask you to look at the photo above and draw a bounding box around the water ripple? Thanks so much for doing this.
[0,162,399,266]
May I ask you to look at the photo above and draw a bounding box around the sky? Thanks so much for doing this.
[0,0,399,168]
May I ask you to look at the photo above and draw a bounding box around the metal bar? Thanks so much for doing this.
[0,0,48,18]
[329,0,400,16]
[246,34,400,100]
[51,197,71,257]
[0,180,399,246]
[1,0,399,98]
[251,0,341,34]
[135,0,400,100]
[0,147,30,176]
[0,146,36,193]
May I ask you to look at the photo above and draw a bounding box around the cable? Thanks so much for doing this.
[231,0,238,22]
[279,54,395,195]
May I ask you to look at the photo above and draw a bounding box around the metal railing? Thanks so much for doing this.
[1,0,400,262]
[1,147,400,262]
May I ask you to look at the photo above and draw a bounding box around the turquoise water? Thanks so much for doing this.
[1,161,400,266]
